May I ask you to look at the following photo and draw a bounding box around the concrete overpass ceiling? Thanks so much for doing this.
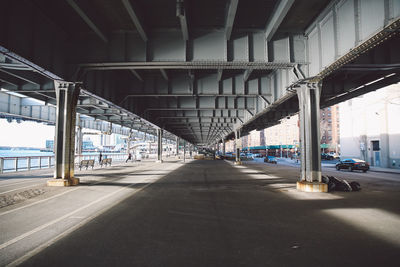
[189,0,228,28]
[234,0,279,29]
[277,0,333,33]
[1,0,399,146]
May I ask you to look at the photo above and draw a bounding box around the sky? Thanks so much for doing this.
[0,119,55,148]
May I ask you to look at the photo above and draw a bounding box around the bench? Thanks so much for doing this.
[79,159,95,170]
[100,158,112,167]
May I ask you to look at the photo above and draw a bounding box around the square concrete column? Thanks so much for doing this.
[235,130,242,165]
[222,139,226,156]
[157,128,163,163]
[296,82,326,192]
[48,82,80,186]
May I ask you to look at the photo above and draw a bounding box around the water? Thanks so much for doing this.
[0,150,54,157]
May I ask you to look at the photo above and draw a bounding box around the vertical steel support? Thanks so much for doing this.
[296,82,322,183]
[176,136,179,156]
[235,130,241,164]
[0,158,3,174]
[76,116,83,157]
[51,82,80,186]
[157,128,163,162]
[183,141,186,162]
[148,142,152,156]
[27,157,31,171]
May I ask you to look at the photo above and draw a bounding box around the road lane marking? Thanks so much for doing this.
[0,161,172,218]
[0,182,135,250]
[3,163,180,266]
[4,178,158,267]
[0,187,82,217]
[0,174,137,217]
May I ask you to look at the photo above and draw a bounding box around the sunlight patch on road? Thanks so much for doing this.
[322,208,400,247]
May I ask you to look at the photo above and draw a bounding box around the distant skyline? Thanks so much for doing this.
[0,120,55,148]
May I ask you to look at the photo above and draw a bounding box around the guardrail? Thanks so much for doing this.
[0,156,54,173]
[0,153,129,173]
[0,151,185,173]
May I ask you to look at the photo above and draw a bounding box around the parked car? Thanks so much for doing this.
[335,158,369,172]
[321,153,334,160]
[264,156,277,164]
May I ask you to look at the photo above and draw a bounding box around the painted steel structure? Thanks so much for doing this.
[0,0,399,185]
[0,90,128,135]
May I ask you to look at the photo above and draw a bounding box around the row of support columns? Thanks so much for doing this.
[214,82,325,192]
[47,81,192,187]
[47,80,324,193]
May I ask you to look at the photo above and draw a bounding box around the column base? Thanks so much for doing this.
[156,160,163,163]
[234,161,242,165]
[296,181,327,193]
[47,178,80,187]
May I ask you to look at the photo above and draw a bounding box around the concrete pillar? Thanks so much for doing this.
[48,82,80,186]
[76,117,83,156]
[296,82,326,192]
[176,136,179,156]
[148,142,152,156]
[157,128,163,163]
[189,144,192,158]
[127,130,133,154]
[183,141,186,162]
[222,139,226,156]
[235,130,242,165]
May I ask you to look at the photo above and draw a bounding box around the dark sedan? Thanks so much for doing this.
[336,159,370,172]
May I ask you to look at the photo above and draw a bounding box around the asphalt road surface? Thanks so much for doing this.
[1,159,400,266]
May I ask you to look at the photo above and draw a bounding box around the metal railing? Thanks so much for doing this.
[0,156,54,173]
[0,153,129,173]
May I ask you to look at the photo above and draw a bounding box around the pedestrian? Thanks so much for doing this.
[99,152,103,164]
[126,152,132,163]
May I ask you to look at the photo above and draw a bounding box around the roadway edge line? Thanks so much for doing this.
[0,162,158,217]
[5,162,179,267]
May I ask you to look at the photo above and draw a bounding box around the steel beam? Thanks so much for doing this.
[265,0,295,42]
[160,69,169,81]
[225,0,239,40]
[243,69,253,82]
[121,0,148,42]
[79,61,295,70]
[176,0,189,41]
[0,69,41,86]
[66,0,108,43]
[129,69,143,82]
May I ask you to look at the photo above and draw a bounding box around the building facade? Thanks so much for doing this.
[320,105,340,153]
[340,83,400,169]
